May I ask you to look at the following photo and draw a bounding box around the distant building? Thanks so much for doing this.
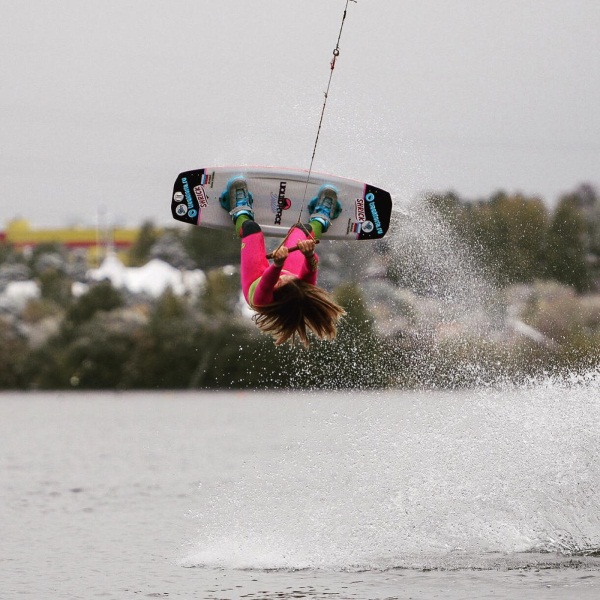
[1,219,141,265]
[1,219,138,249]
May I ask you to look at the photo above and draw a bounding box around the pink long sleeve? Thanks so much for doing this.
[251,253,318,306]
[297,254,318,285]
[252,264,283,306]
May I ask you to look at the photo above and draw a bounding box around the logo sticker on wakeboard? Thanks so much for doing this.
[355,197,367,222]
[272,181,292,224]
[180,176,198,219]
[193,185,209,208]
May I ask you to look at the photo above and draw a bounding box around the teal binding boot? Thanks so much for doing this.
[307,185,341,232]
[219,176,254,221]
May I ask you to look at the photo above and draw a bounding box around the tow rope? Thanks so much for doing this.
[269,0,357,258]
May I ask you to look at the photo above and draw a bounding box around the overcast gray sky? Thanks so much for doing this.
[2,0,599,227]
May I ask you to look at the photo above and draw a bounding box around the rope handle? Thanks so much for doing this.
[266,239,320,260]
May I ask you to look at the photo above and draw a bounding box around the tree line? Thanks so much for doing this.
[427,183,600,292]
[1,183,599,391]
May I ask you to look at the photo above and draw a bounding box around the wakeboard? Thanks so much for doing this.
[171,166,392,240]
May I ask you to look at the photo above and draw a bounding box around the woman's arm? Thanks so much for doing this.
[296,239,318,285]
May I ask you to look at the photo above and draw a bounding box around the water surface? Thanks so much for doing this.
[2,386,599,599]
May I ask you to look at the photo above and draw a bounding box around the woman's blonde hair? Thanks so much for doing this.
[253,279,345,347]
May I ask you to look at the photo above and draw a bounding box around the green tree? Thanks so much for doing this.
[545,197,591,292]
[62,319,138,389]
[39,269,72,306]
[65,281,124,326]
[199,268,239,317]
[25,297,138,389]
[183,227,240,270]
[563,184,599,289]
[123,290,202,388]
[0,241,14,264]
[28,242,67,267]
[485,194,549,285]
[430,191,551,287]
[0,319,28,388]
[21,342,66,389]
[128,221,159,266]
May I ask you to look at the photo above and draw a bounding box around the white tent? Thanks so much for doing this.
[86,253,205,298]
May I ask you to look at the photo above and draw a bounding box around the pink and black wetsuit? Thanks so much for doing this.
[240,225,318,307]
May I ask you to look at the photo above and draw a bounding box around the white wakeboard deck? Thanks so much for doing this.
[172,166,392,241]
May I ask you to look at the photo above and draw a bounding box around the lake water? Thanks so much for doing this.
[2,381,600,599]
